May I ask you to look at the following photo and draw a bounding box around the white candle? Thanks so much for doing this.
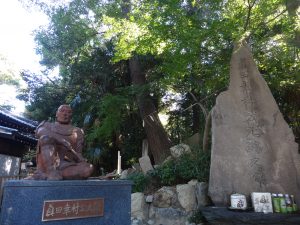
[117,151,121,175]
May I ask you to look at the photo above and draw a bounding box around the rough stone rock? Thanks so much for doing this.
[149,207,192,225]
[147,219,155,225]
[131,218,143,225]
[209,40,300,206]
[187,179,210,208]
[132,163,142,172]
[170,143,191,158]
[153,186,179,208]
[139,156,154,175]
[145,195,153,203]
[176,184,197,211]
[188,179,199,187]
[131,192,148,220]
[195,182,210,208]
[148,205,156,218]
[183,132,201,147]
[162,156,172,165]
[127,168,137,175]
[153,164,159,169]
[120,169,128,179]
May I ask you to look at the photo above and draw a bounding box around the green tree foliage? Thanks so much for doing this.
[17,70,67,120]
[0,55,21,111]
[103,0,299,143]
[18,0,148,171]
[20,0,299,171]
[0,55,20,86]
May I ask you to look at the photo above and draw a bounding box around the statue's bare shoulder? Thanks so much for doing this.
[35,121,53,138]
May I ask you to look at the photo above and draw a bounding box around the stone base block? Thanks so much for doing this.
[0,180,132,225]
[201,207,300,225]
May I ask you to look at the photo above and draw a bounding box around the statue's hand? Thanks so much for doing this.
[61,139,73,151]
[60,139,82,161]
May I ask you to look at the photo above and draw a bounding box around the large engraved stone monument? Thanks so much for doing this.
[209,40,300,206]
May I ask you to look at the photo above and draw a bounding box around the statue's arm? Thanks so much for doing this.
[36,122,74,153]
[75,128,84,153]
[74,128,86,162]
[56,127,85,162]
[35,121,48,138]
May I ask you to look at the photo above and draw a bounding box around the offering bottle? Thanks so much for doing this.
[278,194,287,213]
[290,195,298,212]
[271,193,280,213]
[285,194,293,213]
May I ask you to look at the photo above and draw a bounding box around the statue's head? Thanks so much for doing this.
[56,105,72,124]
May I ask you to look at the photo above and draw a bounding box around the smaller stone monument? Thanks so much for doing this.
[26,105,94,180]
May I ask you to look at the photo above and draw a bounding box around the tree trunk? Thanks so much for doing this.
[121,0,171,164]
[286,0,300,47]
[129,57,171,164]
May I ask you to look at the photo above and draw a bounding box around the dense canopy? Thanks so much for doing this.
[15,0,299,172]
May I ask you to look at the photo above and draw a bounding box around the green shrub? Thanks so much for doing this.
[149,149,210,186]
[176,153,197,181]
[126,148,211,193]
[126,172,149,193]
[149,159,177,185]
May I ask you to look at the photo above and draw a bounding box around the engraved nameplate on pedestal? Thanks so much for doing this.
[42,198,104,221]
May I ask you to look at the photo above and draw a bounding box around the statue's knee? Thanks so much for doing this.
[88,164,94,175]
[83,163,94,177]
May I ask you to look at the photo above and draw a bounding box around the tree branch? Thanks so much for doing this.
[187,91,208,119]
[248,8,289,40]
[244,0,258,32]
[264,9,288,26]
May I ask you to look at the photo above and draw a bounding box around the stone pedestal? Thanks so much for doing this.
[201,207,300,225]
[0,180,132,225]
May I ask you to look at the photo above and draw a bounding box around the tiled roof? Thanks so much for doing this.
[0,110,37,133]
[0,111,38,147]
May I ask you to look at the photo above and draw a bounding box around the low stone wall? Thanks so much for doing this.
[131,180,210,225]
